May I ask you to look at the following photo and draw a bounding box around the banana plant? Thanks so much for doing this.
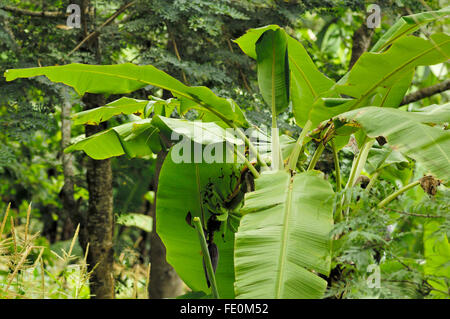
[4,7,450,299]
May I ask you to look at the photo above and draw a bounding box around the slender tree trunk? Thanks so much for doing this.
[81,93,115,299]
[72,0,115,299]
[149,150,184,298]
[60,87,82,241]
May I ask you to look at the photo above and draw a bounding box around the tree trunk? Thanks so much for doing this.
[149,150,184,298]
[81,93,115,299]
[73,0,115,299]
[60,87,82,241]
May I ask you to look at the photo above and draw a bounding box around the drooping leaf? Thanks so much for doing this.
[4,63,248,127]
[65,119,159,159]
[234,170,334,298]
[335,106,450,181]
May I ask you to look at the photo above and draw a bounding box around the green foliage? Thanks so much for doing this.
[328,186,449,299]
[1,1,449,300]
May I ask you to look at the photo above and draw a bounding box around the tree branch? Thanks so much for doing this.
[400,79,450,105]
[1,5,67,18]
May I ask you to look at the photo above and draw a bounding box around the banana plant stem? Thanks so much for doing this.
[307,142,325,171]
[341,138,374,218]
[307,124,334,171]
[193,217,220,299]
[345,138,375,189]
[232,124,269,171]
[235,148,260,179]
[378,180,421,208]
[331,139,343,222]
[288,120,312,172]
[331,139,341,193]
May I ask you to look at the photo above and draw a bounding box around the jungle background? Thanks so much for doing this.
[0,0,448,299]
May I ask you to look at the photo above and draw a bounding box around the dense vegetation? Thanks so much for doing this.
[0,0,448,299]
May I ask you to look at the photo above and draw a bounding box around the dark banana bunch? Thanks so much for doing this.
[185,165,256,287]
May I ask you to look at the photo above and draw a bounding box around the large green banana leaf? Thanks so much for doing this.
[335,106,450,181]
[336,33,450,109]
[371,6,450,52]
[65,119,159,159]
[234,170,334,298]
[330,7,449,113]
[156,147,241,298]
[309,33,450,126]
[255,28,290,114]
[4,63,248,127]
